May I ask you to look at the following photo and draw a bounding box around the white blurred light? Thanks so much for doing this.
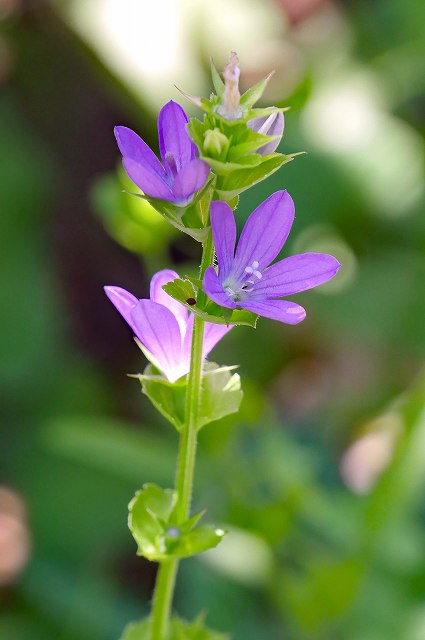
[58,0,193,107]
[201,527,273,587]
[55,0,284,109]
[292,225,358,293]
[302,70,424,217]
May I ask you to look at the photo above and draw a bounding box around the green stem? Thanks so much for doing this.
[150,560,178,640]
[149,230,214,640]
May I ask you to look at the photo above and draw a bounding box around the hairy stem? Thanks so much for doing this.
[149,230,214,640]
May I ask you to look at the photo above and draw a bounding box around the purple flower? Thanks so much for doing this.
[203,191,340,325]
[248,109,284,155]
[115,101,209,206]
[105,270,231,383]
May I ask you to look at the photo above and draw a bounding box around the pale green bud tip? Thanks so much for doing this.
[217,51,242,120]
[203,128,228,157]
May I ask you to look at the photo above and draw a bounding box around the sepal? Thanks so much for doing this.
[128,484,226,561]
[135,362,243,432]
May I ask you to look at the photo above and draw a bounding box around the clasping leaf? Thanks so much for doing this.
[128,484,226,561]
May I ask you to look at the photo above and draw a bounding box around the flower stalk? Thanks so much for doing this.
[149,229,215,640]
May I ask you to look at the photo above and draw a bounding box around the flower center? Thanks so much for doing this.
[224,260,262,302]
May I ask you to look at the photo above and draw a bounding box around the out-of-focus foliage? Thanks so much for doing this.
[1,1,425,639]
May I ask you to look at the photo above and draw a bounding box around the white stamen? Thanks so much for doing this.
[253,270,262,279]
[252,261,259,269]
[245,266,253,274]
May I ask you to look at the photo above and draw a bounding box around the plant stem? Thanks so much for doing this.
[149,230,214,640]
[150,560,178,640]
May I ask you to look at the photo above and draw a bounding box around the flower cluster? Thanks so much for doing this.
[109,93,340,378]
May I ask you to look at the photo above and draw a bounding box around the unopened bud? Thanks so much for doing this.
[217,52,242,120]
[203,128,228,158]
[248,109,284,155]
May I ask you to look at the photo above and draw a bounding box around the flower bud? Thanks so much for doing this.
[203,128,228,158]
[248,109,284,155]
[217,52,242,120]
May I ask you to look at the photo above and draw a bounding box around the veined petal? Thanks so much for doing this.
[150,269,189,338]
[131,300,184,383]
[248,110,284,155]
[158,101,196,175]
[251,253,341,298]
[203,267,236,309]
[122,158,174,201]
[202,322,233,359]
[233,191,295,281]
[172,158,209,204]
[210,201,236,281]
[239,299,306,325]
[104,286,140,335]
[115,126,167,178]
[181,315,233,365]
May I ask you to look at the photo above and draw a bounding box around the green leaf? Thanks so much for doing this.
[120,616,230,640]
[239,71,274,109]
[169,615,230,640]
[137,362,243,431]
[120,618,150,640]
[210,58,224,97]
[198,362,243,430]
[162,278,258,328]
[128,484,225,561]
[138,364,186,431]
[187,117,207,150]
[215,153,297,200]
[203,155,262,176]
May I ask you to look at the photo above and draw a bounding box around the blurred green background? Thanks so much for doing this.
[1,1,425,638]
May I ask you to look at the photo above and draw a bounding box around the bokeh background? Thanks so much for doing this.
[1,1,425,638]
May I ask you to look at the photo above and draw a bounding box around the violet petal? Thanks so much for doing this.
[122,157,174,201]
[232,191,295,281]
[104,286,140,336]
[172,158,209,204]
[131,300,184,382]
[238,299,306,325]
[251,253,341,298]
[150,269,189,337]
[203,267,237,309]
[181,314,233,365]
[158,101,196,176]
[248,110,284,155]
[210,201,236,281]
[202,322,233,359]
[115,126,167,179]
